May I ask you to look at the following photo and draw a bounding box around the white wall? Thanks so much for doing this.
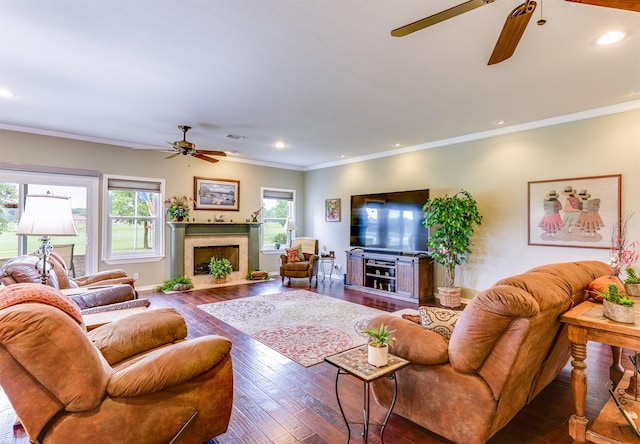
[305,110,640,299]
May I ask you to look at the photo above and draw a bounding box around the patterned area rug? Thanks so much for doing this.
[197,290,386,366]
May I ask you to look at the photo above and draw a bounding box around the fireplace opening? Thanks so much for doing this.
[194,245,240,275]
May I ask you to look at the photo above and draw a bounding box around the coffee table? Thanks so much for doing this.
[325,344,409,443]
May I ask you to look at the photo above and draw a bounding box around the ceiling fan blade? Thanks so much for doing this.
[391,0,493,37]
[488,1,536,65]
[194,154,219,164]
[165,153,179,160]
[196,149,227,157]
[564,0,640,11]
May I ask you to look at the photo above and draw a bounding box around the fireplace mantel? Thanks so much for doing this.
[167,222,261,277]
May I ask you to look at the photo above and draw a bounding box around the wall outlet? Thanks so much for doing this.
[133,272,139,280]
[334,264,342,271]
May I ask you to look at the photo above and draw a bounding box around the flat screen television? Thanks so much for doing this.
[350,189,429,254]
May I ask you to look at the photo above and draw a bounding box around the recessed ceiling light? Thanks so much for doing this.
[0,88,15,98]
[597,31,625,45]
[491,119,505,126]
[338,154,345,159]
[225,150,240,156]
[274,141,286,149]
[393,143,401,147]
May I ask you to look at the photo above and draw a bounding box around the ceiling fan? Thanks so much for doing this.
[391,0,640,65]
[166,125,227,164]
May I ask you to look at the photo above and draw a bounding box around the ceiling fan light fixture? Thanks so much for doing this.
[597,31,625,45]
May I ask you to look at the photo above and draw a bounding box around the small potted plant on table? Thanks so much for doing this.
[272,232,288,250]
[362,324,396,367]
[209,257,233,284]
[625,267,640,297]
[595,283,636,324]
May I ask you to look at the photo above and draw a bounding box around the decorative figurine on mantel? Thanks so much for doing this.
[215,214,225,222]
[250,207,262,223]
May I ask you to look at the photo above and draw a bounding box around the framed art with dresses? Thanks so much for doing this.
[527,174,621,249]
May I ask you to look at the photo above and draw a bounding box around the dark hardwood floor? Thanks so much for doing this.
[1,279,634,443]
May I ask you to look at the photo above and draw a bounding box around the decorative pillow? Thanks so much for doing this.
[418,306,461,340]
[588,275,626,302]
[286,248,301,262]
[294,244,305,261]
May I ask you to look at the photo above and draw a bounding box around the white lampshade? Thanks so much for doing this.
[17,194,78,237]
[286,219,298,231]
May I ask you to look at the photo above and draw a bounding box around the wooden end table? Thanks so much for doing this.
[561,300,640,444]
[325,345,409,443]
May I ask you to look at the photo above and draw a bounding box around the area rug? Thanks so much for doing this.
[197,290,386,366]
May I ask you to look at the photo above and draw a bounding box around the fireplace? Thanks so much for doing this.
[167,222,261,285]
[193,245,240,275]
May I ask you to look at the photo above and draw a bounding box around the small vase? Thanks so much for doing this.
[367,344,389,367]
[603,299,635,324]
[625,283,640,297]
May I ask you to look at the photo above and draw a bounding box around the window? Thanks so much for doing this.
[261,187,295,251]
[103,175,164,263]
[0,167,98,274]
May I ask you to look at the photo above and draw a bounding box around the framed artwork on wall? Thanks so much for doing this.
[194,177,240,211]
[325,198,341,222]
[528,174,621,249]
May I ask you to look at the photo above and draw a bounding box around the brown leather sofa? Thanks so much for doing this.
[367,260,612,444]
[0,253,140,313]
[0,283,233,444]
[280,237,319,287]
[0,252,136,290]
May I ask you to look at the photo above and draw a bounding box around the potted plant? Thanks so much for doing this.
[157,276,193,292]
[594,283,635,324]
[362,324,396,367]
[625,267,640,297]
[272,232,288,250]
[164,195,192,222]
[209,257,233,283]
[422,190,483,308]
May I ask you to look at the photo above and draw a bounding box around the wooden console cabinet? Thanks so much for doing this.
[345,250,433,304]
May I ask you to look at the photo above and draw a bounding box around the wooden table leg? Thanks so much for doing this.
[610,345,625,386]
[568,334,588,444]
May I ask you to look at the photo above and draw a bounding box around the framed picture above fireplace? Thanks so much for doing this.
[194,177,240,211]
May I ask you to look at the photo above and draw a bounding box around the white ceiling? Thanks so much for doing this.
[1,1,639,170]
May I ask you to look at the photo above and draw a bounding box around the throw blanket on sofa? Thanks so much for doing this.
[0,283,84,325]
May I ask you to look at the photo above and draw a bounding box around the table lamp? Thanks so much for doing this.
[286,218,298,247]
[17,194,78,284]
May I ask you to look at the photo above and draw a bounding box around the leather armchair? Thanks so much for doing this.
[280,237,319,287]
[0,283,233,444]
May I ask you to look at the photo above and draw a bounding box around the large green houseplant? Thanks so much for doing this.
[422,190,483,307]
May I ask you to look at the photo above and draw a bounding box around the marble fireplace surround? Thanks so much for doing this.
[167,222,261,284]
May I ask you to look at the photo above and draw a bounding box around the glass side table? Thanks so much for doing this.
[325,345,409,443]
[318,256,335,284]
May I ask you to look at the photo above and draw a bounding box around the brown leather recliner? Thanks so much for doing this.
[0,252,136,291]
[0,283,234,444]
[280,237,319,287]
[367,260,612,444]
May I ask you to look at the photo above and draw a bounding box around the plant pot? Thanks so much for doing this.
[603,299,635,324]
[215,276,228,284]
[367,343,389,367]
[438,287,461,308]
[625,283,640,297]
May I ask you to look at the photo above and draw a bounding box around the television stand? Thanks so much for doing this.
[345,250,434,304]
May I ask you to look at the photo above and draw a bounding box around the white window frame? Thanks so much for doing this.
[102,174,165,264]
[0,167,99,274]
[261,187,296,253]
